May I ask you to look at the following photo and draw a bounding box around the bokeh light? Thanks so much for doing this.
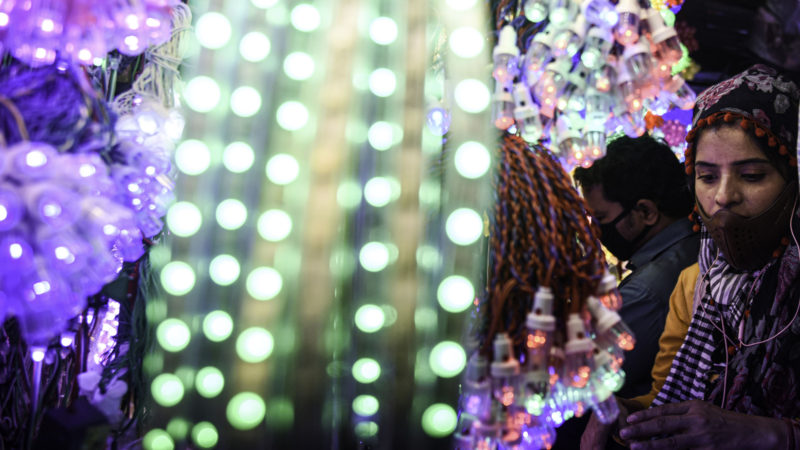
[143,429,175,450]
[367,121,401,150]
[359,242,390,272]
[195,12,232,49]
[421,403,457,437]
[192,422,219,449]
[160,261,196,296]
[246,266,283,300]
[174,139,211,175]
[290,4,321,32]
[354,304,385,333]
[156,318,191,352]
[429,341,467,378]
[208,254,241,286]
[276,101,309,131]
[445,0,477,10]
[337,180,362,208]
[257,209,293,241]
[227,392,266,430]
[369,17,398,45]
[352,358,381,383]
[195,366,225,398]
[166,202,202,238]
[352,395,380,416]
[283,52,315,80]
[230,86,262,117]
[445,208,483,246]
[216,199,248,230]
[202,310,234,342]
[363,177,392,207]
[368,68,397,97]
[236,327,275,363]
[437,275,475,313]
[222,141,255,173]
[454,141,491,179]
[183,76,221,113]
[454,79,490,113]
[449,27,484,58]
[151,373,185,407]
[266,154,300,185]
[166,418,190,441]
[239,31,271,62]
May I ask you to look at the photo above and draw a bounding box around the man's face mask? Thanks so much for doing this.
[599,206,650,261]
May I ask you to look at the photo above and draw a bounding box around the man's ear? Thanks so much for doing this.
[635,199,660,225]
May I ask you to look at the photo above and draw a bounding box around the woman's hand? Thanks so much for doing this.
[619,399,788,449]
[581,397,641,450]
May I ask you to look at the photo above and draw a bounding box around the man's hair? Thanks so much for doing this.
[573,134,694,218]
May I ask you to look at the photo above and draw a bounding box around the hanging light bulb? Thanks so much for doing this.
[523,25,555,83]
[548,0,579,28]
[512,83,544,142]
[614,0,640,46]
[524,0,550,23]
[581,26,614,70]
[588,57,617,93]
[460,354,493,422]
[616,61,642,114]
[555,114,584,161]
[646,8,682,64]
[493,83,516,130]
[493,25,521,87]
[558,63,590,113]
[0,184,24,231]
[491,333,521,408]
[593,348,626,394]
[534,59,571,106]
[596,271,622,311]
[563,313,594,389]
[587,295,636,354]
[552,13,587,59]
[586,349,623,424]
[582,0,619,29]
[622,41,653,82]
[522,287,556,415]
[521,417,556,450]
[663,74,697,110]
[651,56,672,82]
[584,118,607,160]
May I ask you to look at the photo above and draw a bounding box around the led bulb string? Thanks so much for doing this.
[481,134,606,356]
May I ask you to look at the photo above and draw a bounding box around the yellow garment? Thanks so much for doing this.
[629,262,699,408]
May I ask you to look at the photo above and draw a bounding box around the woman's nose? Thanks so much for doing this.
[714,176,741,208]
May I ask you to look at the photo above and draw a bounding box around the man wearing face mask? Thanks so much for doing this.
[573,134,699,399]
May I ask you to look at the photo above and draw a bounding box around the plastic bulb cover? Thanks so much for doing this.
[524,0,549,22]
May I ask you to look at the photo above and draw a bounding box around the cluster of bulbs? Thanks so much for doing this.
[492,0,696,168]
[455,274,635,448]
[0,0,178,67]
[0,141,148,344]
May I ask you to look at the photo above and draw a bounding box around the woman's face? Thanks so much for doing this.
[694,125,786,217]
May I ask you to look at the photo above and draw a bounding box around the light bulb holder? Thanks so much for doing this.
[494,25,521,59]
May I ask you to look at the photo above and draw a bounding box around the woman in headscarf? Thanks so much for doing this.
[582,65,800,449]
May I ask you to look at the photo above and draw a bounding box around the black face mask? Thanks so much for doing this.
[598,207,651,261]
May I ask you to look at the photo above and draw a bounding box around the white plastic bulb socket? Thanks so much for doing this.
[647,8,682,64]
[493,25,520,86]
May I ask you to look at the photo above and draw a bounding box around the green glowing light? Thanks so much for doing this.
[418,180,441,207]
[257,209,293,242]
[202,310,233,342]
[160,261,196,296]
[445,208,483,246]
[454,141,491,178]
[660,9,675,27]
[336,180,362,209]
[414,307,438,330]
[359,242,389,272]
[276,101,309,131]
[283,52,315,80]
[367,121,402,151]
[266,397,295,430]
[246,266,283,300]
[363,177,392,207]
[208,254,240,286]
[354,421,379,438]
[354,304,385,333]
[454,79,490,113]
[156,318,191,352]
[421,403,457,437]
[266,153,300,185]
[437,275,475,313]
[195,366,225,398]
[174,366,195,391]
[240,31,271,62]
[290,4,320,32]
[143,429,174,450]
[166,418,190,440]
[352,358,381,383]
[429,341,467,378]
[183,76,221,113]
[166,201,202,238]
[416,245,442,271]
[216,199,248,230]
[195,12,231,49]
[449,27,484,58]
[226,392,266,430]
[330,245,356,279]
[369,17,397,45]
[192,422,219,448]
[352,395,379,416]
[230,86,262,117]
[174,140,211,176]
[223,141,255,173]
[368,68,397,97]
[151,373,185,407]
[236,327,275,363]
[671,43,692,76]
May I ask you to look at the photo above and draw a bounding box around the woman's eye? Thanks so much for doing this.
[741,173,766,182]
[696,173,716,183]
